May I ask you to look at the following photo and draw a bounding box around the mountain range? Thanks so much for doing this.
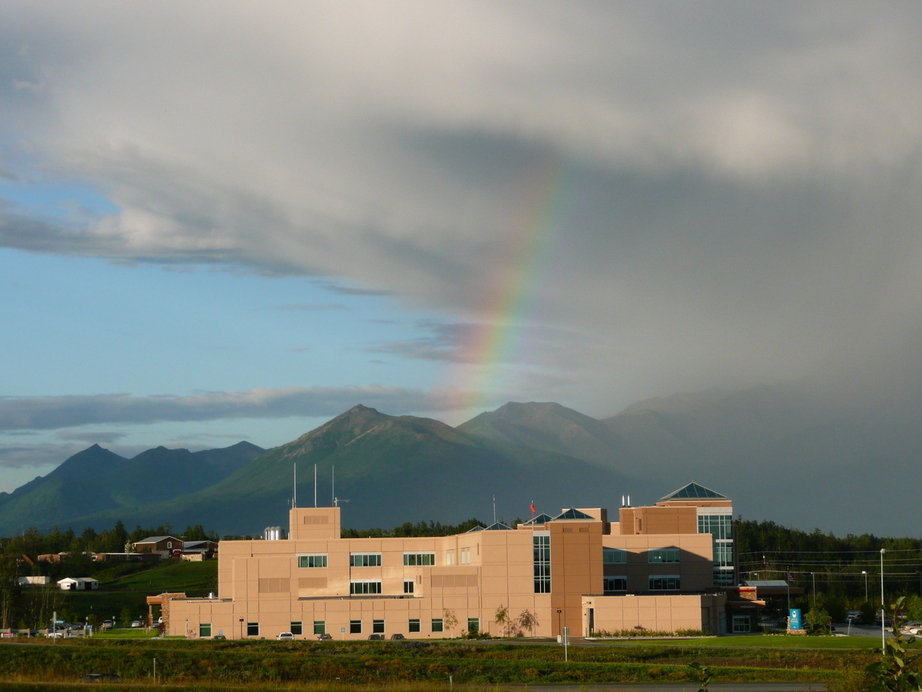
[0,385,918,537]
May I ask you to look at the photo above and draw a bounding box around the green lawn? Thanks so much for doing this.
[92,628,160,640]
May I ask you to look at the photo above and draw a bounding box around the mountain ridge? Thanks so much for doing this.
[2,385,919,536]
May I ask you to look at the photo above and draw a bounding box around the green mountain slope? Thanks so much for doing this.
[58,405,637,534]
[0,441,263,535]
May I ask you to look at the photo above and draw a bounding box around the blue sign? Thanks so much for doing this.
[788,608,802,630]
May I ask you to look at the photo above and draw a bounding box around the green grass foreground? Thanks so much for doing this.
[0,635,881,689]
[614,633,890,649]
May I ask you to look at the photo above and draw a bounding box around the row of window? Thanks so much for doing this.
[603,547,681,564]
[298,552,437,568]
[348,579,416,595]
[603,575,682,592]
[206,618,481,637]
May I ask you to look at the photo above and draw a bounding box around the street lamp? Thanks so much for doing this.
[862,570,868,603]
[880,548,886,654]
[556,609,562,638]
[811,572,816,612]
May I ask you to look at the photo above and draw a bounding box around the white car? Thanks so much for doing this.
[46,631,65,639]
[276,632,295,641]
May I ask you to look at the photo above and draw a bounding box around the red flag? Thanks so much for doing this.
[529,500,536,515]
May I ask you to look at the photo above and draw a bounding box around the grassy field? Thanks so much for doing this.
[0,634,893,690]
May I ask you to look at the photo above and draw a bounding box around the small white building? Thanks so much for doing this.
[57,577,100,591]
[17,576,51,586]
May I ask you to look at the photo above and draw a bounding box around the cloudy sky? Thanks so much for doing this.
[1,2,920,493]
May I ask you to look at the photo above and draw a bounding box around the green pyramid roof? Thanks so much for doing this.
[554,508,594,520]
[659,482,727,501]
[521,513,553,526]
[466,522,513,532]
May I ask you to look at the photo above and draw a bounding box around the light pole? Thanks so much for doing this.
[862,570,868,603]
[811,572,816,612]
[880,548,886,654]
[556,609,562,639]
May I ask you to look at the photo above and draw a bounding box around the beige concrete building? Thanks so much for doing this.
[162,482,732,639]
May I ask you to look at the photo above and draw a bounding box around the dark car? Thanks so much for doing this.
[390,633,405,640]
[368,634,384,640]
[317,632,332,640]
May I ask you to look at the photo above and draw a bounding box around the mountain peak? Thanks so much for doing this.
[47,444,126,481]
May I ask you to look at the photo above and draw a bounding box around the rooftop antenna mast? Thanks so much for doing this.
[313,464,318,508]
[331,466,349,507]
[292,462,297,509]
[492,494,497,524]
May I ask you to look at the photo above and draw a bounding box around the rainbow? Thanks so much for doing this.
[451,152,579,415]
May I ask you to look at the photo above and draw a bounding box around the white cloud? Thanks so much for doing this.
[1,1,921,416]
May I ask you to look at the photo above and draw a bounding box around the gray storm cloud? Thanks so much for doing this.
[1,1,921,412]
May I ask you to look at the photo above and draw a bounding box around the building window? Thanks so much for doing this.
[699,513,734,585]
[714,544,733,564]
[446,551,455,565]
[403,552,435,566]
[313,620,326,635]
[732,614,751,633]
[698,514,733,540]
[403,580,414,594]
[350,620,362,634]
[460,547,471,564]
[603,547,627,564]
[373,619,384,634]
[713,567,735,586]
[648,548,679,563]
[603,576,627,593]
[298,554,328,568]
[290,621,302,635]
[533,533,551,593]
[467,618,479,634]
[246,622,259,636]
[649,575,680,591]
[431,618,443,633]
[350,580,382,595]
[408,618,420,633]
[199,623,211,638]
[350,553,382,567]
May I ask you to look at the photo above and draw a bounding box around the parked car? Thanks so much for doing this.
[276,632,295,641]
[46,631,65,639]
[390,633,405,640]
[213,634,226,640]
[317,632,332,640]
[130,620,142,628]
[368,633,384,640]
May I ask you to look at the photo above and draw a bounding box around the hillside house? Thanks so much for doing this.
[133,536,183,557]
[17,576,50,586]
[57,577,99,591]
